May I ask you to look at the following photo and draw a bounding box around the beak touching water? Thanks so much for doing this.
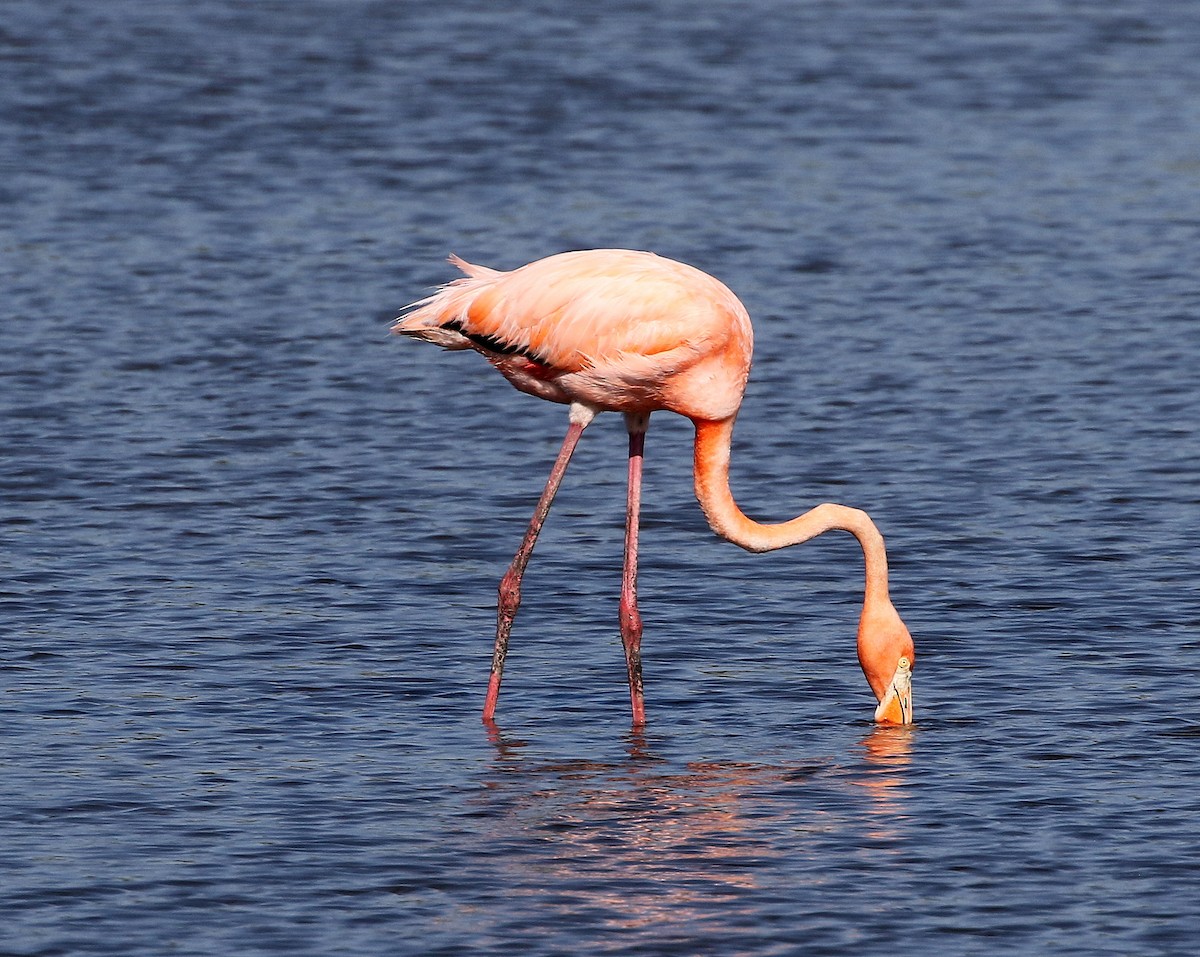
[873,656,913,724]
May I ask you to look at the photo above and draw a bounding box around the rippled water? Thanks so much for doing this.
[3,1,1200,954]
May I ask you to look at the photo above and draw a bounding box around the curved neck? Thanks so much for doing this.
[692,417,892,604]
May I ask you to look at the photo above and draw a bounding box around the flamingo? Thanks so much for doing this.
[394,249,914,726]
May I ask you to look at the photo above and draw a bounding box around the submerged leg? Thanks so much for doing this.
[621,412,649,726]
[483,404,595,723]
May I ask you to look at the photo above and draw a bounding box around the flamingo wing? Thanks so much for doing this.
[396,250,739,368]
[395,249,753,418]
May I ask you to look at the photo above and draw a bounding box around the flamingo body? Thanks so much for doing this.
[395,249,915,727]
[397,250,752,422]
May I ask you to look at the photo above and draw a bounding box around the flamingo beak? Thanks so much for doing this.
[873,656,913,725]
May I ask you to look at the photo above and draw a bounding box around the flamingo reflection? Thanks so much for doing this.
[468,724,916,934]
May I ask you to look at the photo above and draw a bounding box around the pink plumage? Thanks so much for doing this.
[395,249,753,420]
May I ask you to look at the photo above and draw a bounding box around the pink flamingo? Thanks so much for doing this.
[394,249,914,726]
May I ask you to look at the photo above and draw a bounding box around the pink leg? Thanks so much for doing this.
[483,413,589,723]
[621,413,649,726]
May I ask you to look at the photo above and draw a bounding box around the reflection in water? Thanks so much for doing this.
[855,725,915,840]
[469,724,916,940]
[859,725,915,767]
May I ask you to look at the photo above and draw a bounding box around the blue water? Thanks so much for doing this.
[3,1,1200,954]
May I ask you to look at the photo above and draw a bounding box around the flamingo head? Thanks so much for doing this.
[856,597,915,725]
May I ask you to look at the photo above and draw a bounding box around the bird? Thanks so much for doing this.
[393,249,914,727]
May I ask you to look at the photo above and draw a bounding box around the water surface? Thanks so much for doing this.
[2,1,1199,954]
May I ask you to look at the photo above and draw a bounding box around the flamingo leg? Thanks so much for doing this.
[483,408,592,723]
[621,412,649,726]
